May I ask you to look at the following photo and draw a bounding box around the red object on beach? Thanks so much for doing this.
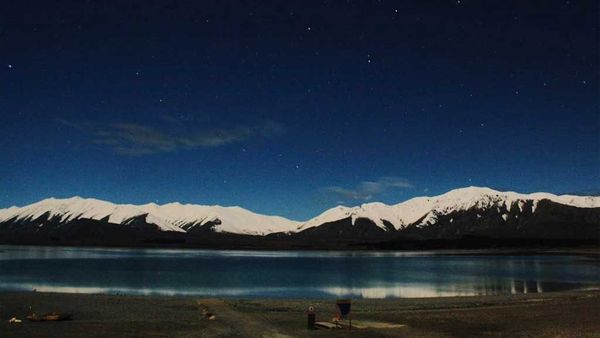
[26,313,73,322]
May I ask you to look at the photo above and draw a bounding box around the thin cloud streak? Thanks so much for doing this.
[324,177,413,202]
[61,119,285,156]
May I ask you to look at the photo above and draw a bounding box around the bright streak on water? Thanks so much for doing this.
[0,245,598,299]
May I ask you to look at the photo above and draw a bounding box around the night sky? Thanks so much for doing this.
[1,1,598,220]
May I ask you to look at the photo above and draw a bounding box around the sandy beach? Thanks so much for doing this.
[1,290,599,337]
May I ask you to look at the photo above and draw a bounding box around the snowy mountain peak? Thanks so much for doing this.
[0,197,300,235]
[299,186,600,232]
[1,187,598,237]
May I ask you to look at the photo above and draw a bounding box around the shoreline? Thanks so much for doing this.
[1,290,599,337]
[2,233,598,252]
[1,243,599,257]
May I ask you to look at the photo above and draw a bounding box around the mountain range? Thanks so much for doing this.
[1,187,598,248]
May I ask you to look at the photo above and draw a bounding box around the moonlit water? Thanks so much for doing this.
[0,245,598,299]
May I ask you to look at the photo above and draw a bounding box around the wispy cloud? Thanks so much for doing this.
[61,119,284,156]
[323,177,413,202]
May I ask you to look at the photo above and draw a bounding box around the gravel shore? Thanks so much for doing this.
[1,290,599,337]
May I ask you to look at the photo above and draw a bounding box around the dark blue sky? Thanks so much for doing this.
[1,1,598,220]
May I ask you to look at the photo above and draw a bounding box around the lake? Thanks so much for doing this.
[0,245,598,299]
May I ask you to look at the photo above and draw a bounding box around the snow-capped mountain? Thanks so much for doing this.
[0,186,598,246]
[0,197,300,236]
[298,186,600,232]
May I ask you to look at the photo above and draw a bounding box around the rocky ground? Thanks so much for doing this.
[1,290,599,337]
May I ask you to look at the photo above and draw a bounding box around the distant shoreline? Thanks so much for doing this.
[0,242,600,258]
[1,238,598,256]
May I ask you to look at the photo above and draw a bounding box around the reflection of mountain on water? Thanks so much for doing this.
[1,246,598,299]
[511,279,543,294]
[0,279,591,299]
[321,279,590,299]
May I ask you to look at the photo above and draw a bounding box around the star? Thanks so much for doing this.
[306,26,311,31]
[7,64,12,69]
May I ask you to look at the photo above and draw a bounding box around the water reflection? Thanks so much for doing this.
[0,245,598,299]
[0,279,592,299]
[321,279,593,299]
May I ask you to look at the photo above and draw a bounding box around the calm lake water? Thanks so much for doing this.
[0,245,598,299]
